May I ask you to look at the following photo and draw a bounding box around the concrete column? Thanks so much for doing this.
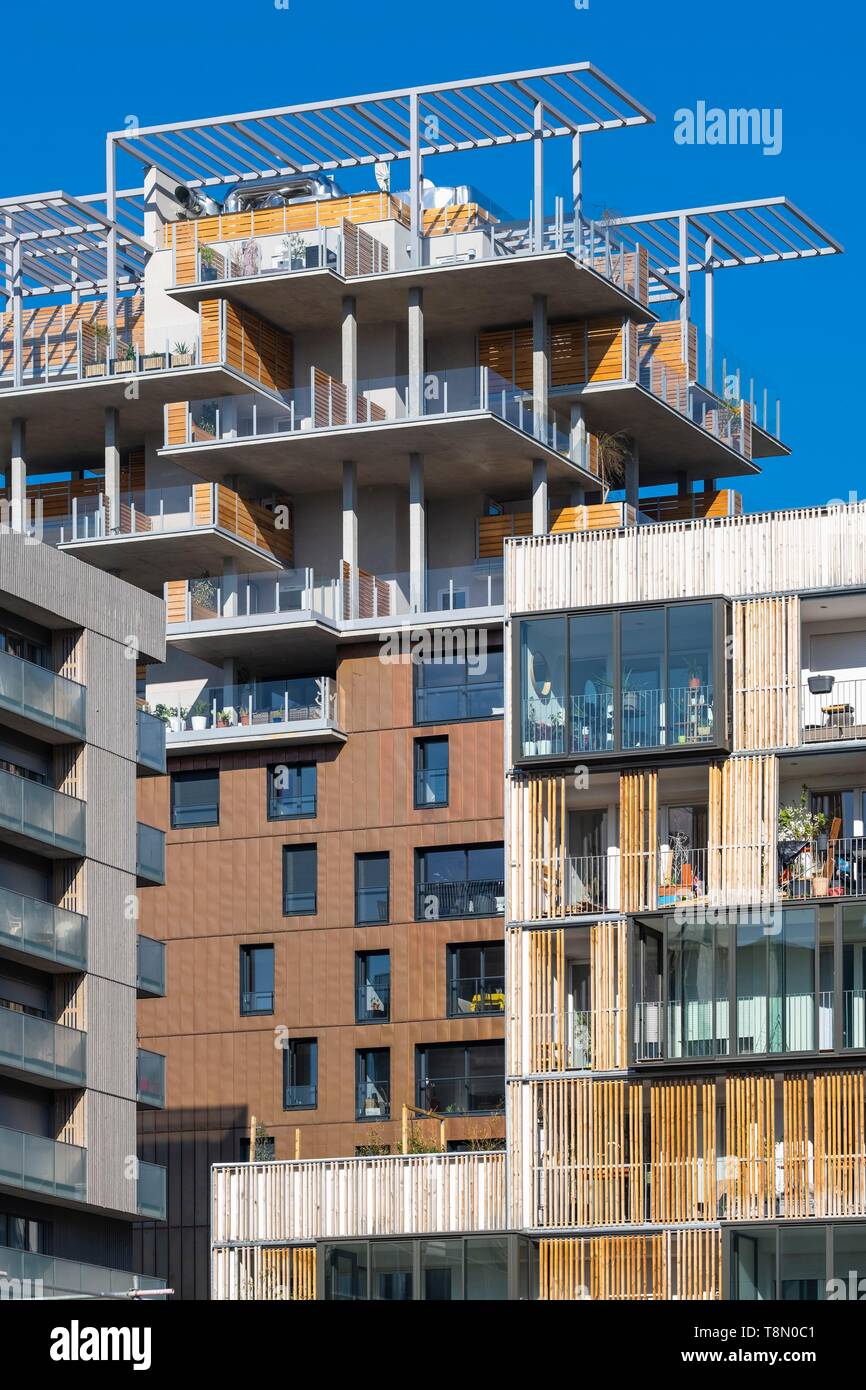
[624,442,640,515]
[408,288,424,418]
[342,295,358,424]
[342,460,359,617]
[104,407,121,534]
[9,419,26,533]
[532,294,548,444]
[409,453,426,612]
[532,459,549,535]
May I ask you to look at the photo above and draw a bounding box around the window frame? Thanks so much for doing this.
[414,843,505,921]
[282,844,318,916]
[355,950,391,1024]
[415,1040,506,1116]
[282,1036,318,1110]
[413,736,449,809]
[354,852,390,926]
[413,636,504,726]
[267,762,317,821]
[239,943,275,1017]
[170,768,220,829]
[446,941,505,1017]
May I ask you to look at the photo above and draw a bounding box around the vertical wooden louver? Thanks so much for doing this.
[707,754,777,902]
[538,1229,722,1301]
[618,768,657,912]
[732,597,801,750]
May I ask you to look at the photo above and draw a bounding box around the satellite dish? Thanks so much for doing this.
[374,162,391,193]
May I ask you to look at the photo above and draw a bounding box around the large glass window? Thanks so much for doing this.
[447,942,505,1015]
[356,951,390,1023]
[519,601,723,758]
[239,944,274,1015]
[666,918,718,1058]
[421,1240,464,1300]
[283,845,317,915]
[171,769,219,828]
[0,1212,46,1253]
[416,1041,505,1115]
[371,1241,413,1301]
[323,1236,518,1301]
[415,844,504,920]
[843,906,866,1049]
[356,1048,390,1120]
[738,910,819,1056]
[268,763,316,819]
[355,852,389,925]
[414,640,503,723]
[414,737,449,807]
[324,1243,367,1301]
[282,1037,317,1109]
[465,1236,509,1300]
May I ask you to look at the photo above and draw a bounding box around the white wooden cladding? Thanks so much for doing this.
[507,502,866,612]
[212,1152,506,1243]
[732,597,801,750]
[212,1244,315,1301]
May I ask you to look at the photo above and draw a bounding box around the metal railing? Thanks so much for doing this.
[161,676,339,740]
[448,975,506,1016]
[240,990,275,1015]
[168,567,342,626]
[0,327,201,389]
[0,1242,165,1297]
[530,1008,596,1069]
[801,678,866,744]
[0,883,86,970]
[0,1124,86,1201]
[523,685,716,757]
[417,1076,506,1115]
[137,1048,166,1107]
[779,836,866,899]
[284,1083,318,1110]
[136,823,166,886]
[415,766,449,806]
[0,648,85,739]
[0,768,85,855]
[415,878,505,920]
[0,1005,85,1086]
[137,935,166,997]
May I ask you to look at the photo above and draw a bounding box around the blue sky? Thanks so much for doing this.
[3,0,861,511]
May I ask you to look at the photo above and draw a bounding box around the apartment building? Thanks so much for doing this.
[0,528,167,1298]
[1,61,852,1302]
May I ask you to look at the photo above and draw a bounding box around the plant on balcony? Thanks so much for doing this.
[778,785,827,842]
[217,708,234,728]
[280,232,307,271]
[199,243,219,281]
[189,699,209,731]
[596,430,629,496]
[355,1127,391,1156]
[152,703,173,724]
[166,705,188,733]
[170,340,194,367]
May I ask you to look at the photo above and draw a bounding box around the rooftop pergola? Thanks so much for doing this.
[601,197,843,379]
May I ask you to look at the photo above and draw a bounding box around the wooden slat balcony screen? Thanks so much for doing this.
[538,1229,722,1301]
[732,597,801,751]
[340,561,391,620]
[342,219,389,276]
[619,769,658,912]
[0,294,144,376]
[478,317,636,391]
[3,452,145,521]
[477,500,633,559]
[511,772,567,921]
[648,1080,717,1223]
[165,192,409,261]
[199,299,294,391]
[638,319,697,394]
[211,1244,315,1301]
[637,489,742,524]
[533,1078,644,1228]
[311,367,386,428]
[707,754,778,902]
[524,923,627,1074]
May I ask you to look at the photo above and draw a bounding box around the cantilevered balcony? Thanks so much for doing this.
[138,1159,167,1220]
[56,481,292,592]
[0,769,85,858]
[801,678,866,746]
[160,675,345,752]
[136,823,165,887]
[160,366,591,497]
[137,935,166,998]
[137,1048,166,1108]
[0,1006,86,1087]
[0,648,85,743]
[136,706,166,774]
[0,1244,166,1298]
[0,1124,86,1202]
[0,884,86,971]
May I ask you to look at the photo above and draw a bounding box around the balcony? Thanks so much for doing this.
[56,481,292,591]
[0,648,85,742]
[0,1006,86,1087]
[0,1124,86,1201]
[0,1243,166,1298]
[136,823,165,887]
[138,1159,167,1220]
[801,678,866,745]
[137,935,166,998]
[778,836,866,901]
[529,846,724,917]
[137,1048,166,1108]
[136,707,166,774]
[159,676,344,752]
[523,685,719,759]
[0,884,86,971]
[415,879,505,921]
[0,769,85,857]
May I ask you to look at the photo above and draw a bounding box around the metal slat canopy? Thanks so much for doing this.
[0,189,149,299]
[108,62,654,188]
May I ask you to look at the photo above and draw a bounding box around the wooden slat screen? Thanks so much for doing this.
[539,1229,721,1301]
[707,754,778,902]
[199,298,293,390]
[477,503,634,558]
[648,1080,717,1223]
[479,317,630,390]
[619,768,658,912]
[732,597,800,751]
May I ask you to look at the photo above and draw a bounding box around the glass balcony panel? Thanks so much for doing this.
[0,1124,86,1201]
[137,935,166,996]
[136,823,166,885]
[0,1007,86,1084]
[137,1048,166,1107]
[0,884,86,968]
[137,708,166,772]
[0,648,85,738]
[138,1160,167,1220]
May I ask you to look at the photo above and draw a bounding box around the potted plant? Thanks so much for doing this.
[190,699,209,732]
[167,705,188,734]
[112,339,136,374]
[808,673,836,695]
[85,324,110,377]
[688,665,703,691]
[170,340,194,368]
[191,402,217,440]
[153,703,173,725]
[141,346,166,372]
[199,243,219,282]
[279,232,307,271]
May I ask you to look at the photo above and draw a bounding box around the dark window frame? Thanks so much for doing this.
[413,637,504,726]
[355,852,390,926]
[267,762,317,820]
[415,843,505,921]
[446,941,505,1017]
[239,943,275,1016]
[282,1037,318,1110]
[355,950,391,1024]
[415,1040,506,1116]
[355,1046,391,1120]
[170,768,220,829]
[414,736,449,809]
[282,844,318,916]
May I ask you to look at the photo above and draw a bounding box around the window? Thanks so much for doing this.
[323,1236,513,1301]
[519,601,724,759]
[356,951,390,1023]
[268,762,316,819]
[843,905,866,1049]
[0,1212,46,1253]
[355,852,389,925]
[171,769,219,828]
[414,737,449,808]
[414,639,503,724]
[283,845,317,915]
[447,942,505,1015]
[239,944,274,1015]
[239,1133,275,1161]
[416,1041,505,1115]
[415,844,504,920]
[356,1047,390,1119]
[283,1038,317,1109]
